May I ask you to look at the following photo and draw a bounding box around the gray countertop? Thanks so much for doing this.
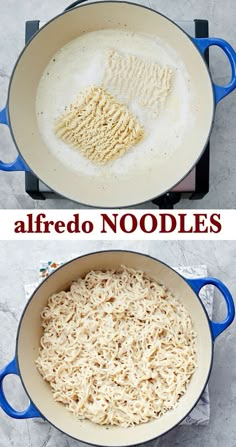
[0,0,236,209]
[0,240,235,447]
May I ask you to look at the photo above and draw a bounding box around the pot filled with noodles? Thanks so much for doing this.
[0,250,235,445]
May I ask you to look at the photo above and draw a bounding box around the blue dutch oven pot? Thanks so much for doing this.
[0,1,236,207]
[0,250,235,445]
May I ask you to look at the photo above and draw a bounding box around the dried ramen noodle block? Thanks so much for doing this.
[55,86,144,164]
[102,50,173,116]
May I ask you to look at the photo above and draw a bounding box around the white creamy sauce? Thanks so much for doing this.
[36,29,194,177]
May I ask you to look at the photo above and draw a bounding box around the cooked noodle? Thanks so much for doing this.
[36,266,197,427]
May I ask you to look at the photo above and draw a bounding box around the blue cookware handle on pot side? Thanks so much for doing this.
[0,357,41,418]
[193,37,236,103]
[0,106,29,171]
[187,277,235,340]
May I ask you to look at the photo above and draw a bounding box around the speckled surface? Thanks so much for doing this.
[0,240,235,447]
[0,0,236,209]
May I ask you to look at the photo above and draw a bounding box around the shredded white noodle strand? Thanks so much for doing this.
[36,266,197,427]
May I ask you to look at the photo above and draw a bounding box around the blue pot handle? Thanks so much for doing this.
[0,358,41,419]
[0,106,29,172]
[193,37,236,103]
[187,277,235,340]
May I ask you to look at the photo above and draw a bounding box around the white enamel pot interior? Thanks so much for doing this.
[7,1,215,207]
[14,250,215,446]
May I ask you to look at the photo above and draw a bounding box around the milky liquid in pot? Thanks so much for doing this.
[36,29,194,177]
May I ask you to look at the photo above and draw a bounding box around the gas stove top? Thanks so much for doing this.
[25,19,210,209]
